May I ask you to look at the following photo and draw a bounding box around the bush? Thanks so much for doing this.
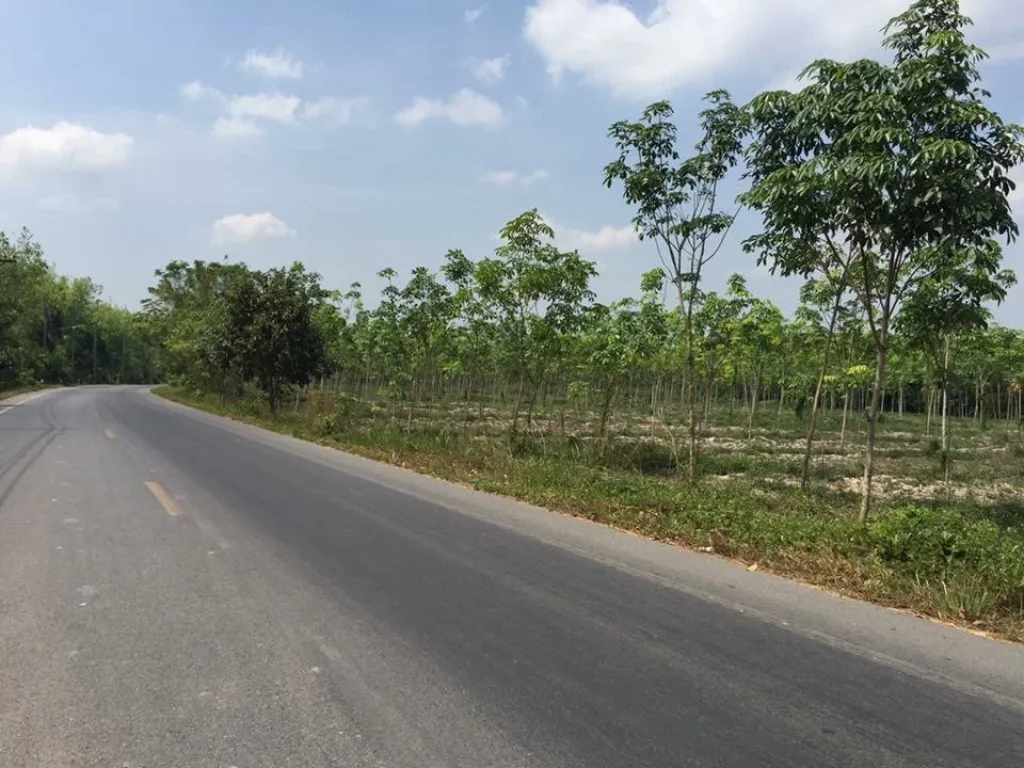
[314,412,339,436]
[239,384,269,417]
[870,504,1024,617]
[872,505,966,573]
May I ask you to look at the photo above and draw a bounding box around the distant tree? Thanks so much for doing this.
[223,263,329,413]
[468,210,596,435]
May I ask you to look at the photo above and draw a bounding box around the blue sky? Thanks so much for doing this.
[2,0,1023,322]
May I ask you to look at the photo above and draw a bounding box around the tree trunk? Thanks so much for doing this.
[800,290,843,490]
[840,392,849,450]
[702,374,714,431]
[859,340,888,527]
[746,375,760,441]
[599,381,616,444]
[684,299,698,484]
[941,337,952,495]
[510,374,526,435]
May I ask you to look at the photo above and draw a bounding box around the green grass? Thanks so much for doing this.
[156,384,1024,641]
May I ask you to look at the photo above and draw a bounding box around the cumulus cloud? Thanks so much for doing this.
[466,55,510,84]
[0,122,133,174]
[394,89,504,127]
[543,213,636,252]
[226,93,302,124]
[483,169,550,186]
[464,5,487,23]
[523,0,1021,97]
[301,96,371,125]
[211,212,296,245]
[181,79,366,136]
[239,48,304,79]
[180,81,224,102]
[212,117,263,138]
[38,193,119,213]
[562,223,636,252]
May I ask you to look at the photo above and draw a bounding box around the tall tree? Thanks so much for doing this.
[605,91,747,482]
[222,263,329,413]
[741,0,1023,522]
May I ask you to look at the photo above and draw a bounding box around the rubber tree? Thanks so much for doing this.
[582,270,669,448]
[604,91,748,483]
[896,243,1015,488]
[466,210,596,437]
[739,0,1023,523]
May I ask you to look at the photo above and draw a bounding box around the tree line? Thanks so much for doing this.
[3,0,1021,524]
[0,228,161,388]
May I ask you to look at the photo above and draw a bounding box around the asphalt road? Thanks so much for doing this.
[1,386,1023,767]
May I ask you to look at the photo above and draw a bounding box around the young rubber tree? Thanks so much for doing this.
[470,210,596,436]
[790,271,860,488]
[605,91,748,482]
[896,242,1015,487]
[741,0,1023,523]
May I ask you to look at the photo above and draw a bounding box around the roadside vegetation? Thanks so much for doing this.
[8,0,1024,637]
[0,230,161,391]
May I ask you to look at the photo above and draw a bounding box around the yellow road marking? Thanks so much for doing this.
[105,429,116,440]
[145,481,181,517]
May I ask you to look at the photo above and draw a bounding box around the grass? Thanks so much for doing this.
[156,384,1024,642]
[0,383,60,401]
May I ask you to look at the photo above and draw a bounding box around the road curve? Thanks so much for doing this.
[1,386,1022,767]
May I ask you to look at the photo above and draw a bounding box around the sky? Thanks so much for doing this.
[2,0,1024,323]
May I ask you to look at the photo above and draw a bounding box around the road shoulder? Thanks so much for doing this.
[144,386,1024,709]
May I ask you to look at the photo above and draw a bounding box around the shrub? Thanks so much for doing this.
[870,504,1024,617]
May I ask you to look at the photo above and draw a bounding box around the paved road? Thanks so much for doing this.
[1,386,1022,767]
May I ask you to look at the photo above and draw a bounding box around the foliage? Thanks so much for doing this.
[605,91,747,481]
[0,228,159,388]
[742,0,1024,522]
[221,264,330,412]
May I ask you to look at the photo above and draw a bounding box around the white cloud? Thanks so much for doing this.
[239,48,304,79]
[466,55,510,84]
[544,213,636,252]
[563,223,636,252]
[394,89,504,127]
[212,117,264,138]
[483,169,550,186]
[38,193,119,213]
[227,93,302,124]
[483,170,519,186]
[211,212,296,245]
[182,76,365,134]
[301,96,371,125]
[523,0,1021,97]
[0,122,133,174]
[465,5,487,23]
[180,80,223,102]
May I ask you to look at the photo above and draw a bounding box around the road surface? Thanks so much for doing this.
[1,386,1022,767]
